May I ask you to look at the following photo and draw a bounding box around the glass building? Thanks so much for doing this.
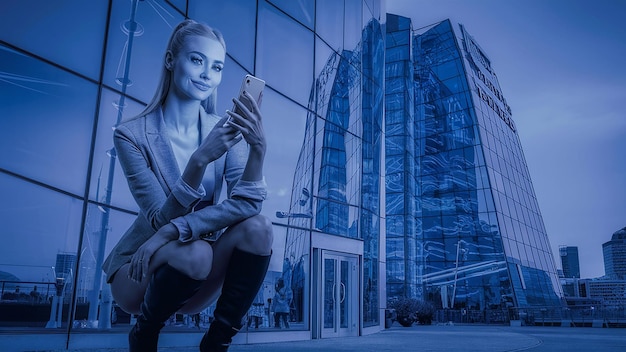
[0,0,385,349]
[560,246,581,279]
[384,15,563,320]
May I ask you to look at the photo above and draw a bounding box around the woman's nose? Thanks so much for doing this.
[201,66,213,80]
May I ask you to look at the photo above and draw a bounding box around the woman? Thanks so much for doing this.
[101,19,272,352]
[272,278,290,329]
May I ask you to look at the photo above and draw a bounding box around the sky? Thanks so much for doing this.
[385,0,626,279]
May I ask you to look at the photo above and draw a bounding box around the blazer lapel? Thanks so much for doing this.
[145,108,180,192]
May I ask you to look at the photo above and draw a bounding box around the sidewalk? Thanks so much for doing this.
[12,324,626,352]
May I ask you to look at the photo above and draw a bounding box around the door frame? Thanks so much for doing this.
[311,232,363,339]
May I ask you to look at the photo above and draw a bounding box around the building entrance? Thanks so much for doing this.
[320,251,359,338]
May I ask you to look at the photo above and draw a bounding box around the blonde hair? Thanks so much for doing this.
[137,19,226,118]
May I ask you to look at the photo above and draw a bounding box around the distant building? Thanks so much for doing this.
[54,252,76,300]
[560,277,579,298]
[603,227,626,280]
[578,278,626,310]
[54,253,76,279]
[559,246,580,279]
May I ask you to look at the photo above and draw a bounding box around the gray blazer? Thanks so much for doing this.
[102,107,266,283]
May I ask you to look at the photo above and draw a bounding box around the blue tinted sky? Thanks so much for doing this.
[386,0,626,278]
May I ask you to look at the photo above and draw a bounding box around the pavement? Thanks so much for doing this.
[5,324,626,352]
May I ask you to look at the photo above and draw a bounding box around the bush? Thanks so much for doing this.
[388,297,419,327]
[415,300,435,325]
[388,298,436,327]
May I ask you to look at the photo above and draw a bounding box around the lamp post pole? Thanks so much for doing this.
[87,0,141,330]
[451,240,464,308]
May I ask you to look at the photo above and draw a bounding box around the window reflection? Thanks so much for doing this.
[316,0,344,51]
[89,88,145,211]
[257,0,314,106]
[261,90,309,225]
[0,174,82,328]
[268,0,315,30]
[0,0,107,79]
[343,0,362,52]
[72,204,136,330]
[0,44,97,196]
[189,0,257,72]
[103,0,184,103]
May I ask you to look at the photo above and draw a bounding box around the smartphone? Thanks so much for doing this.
[224,74,265,127]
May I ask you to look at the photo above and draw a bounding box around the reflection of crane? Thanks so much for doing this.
[451,240,466,308]
[86,0,142,330]
[276,211,312,219]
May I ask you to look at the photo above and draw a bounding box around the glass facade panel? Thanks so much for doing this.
[262,89,310,224]
[0,0,108,80]
[267,0,315,30]
[257,1,314,106]
[103,0,184,104]
[72,204,136,332]
[189,0,257,72]
[88,88,144,211]
[316,0,344,51]
[0,174,82,281]
[0,174,83,328]
[0,44,96,195]
[343,0,363,55]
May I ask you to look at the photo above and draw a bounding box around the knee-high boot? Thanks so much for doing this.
[129,264,203,352]
[200,248,271,352]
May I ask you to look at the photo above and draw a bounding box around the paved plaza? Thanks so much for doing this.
[5,325,625,352]
[217,325,626,352]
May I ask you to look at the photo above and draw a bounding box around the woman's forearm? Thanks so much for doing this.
[182,154,208,189]
[240,145,265,182]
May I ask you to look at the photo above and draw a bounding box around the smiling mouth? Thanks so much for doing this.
[192,81,210,91]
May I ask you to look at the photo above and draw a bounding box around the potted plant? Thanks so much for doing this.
[388,297,419,327]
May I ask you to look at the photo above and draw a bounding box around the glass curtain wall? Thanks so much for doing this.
[0,0,384,345]
[413,19,562,313]
[384,14,418,299]
[412,19,512,317]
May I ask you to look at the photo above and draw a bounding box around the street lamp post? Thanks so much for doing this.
[46,268,72,329]
[451,240,466,308]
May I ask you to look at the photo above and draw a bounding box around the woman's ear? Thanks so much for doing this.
[165,51,174,71]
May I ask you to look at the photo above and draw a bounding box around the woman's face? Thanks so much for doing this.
[169,35,225,103]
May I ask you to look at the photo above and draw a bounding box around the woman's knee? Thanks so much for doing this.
[110,266,144,315]
[169,240,213,280]
[237,214,273,253]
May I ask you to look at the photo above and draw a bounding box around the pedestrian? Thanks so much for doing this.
[101,19,273,352]
[247,290,264,329]
[272,278,290,329]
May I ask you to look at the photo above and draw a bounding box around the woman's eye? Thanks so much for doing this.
[191,56,203,65]
[214,65,223,72]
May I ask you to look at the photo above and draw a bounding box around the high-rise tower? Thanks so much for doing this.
[559,246,581,279]
[603,227,626,280]
[385,15,563,311]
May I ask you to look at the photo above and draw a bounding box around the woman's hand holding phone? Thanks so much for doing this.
[223,75,266,150]
[226,91,266,151]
